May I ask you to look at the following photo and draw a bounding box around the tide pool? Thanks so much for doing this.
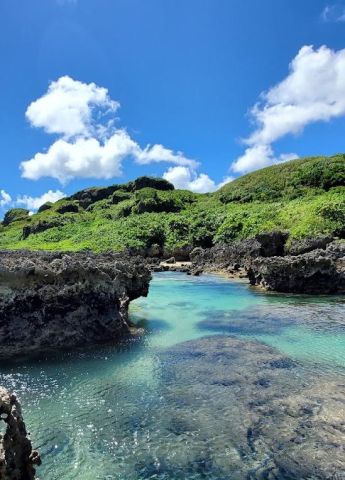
[0,272,344,479]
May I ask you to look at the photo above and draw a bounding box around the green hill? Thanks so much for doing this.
[0,156,344,253]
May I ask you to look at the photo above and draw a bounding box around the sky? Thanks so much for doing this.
[1,0,345,214]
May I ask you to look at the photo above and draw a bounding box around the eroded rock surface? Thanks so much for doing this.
[190,233,345,293]
[154,336,345,479]
[0,387,40,479]
[0,250,151,358]
[248,241,345,293]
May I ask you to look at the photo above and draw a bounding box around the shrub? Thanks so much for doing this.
[3,208,29,226]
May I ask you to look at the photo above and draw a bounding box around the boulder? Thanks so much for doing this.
[0,250,151,358]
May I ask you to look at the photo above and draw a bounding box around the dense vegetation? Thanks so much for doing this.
[0,156,344,253]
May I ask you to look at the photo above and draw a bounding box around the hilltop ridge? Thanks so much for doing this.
[0,155,344,254]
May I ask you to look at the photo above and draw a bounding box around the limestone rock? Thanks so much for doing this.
[0,387,40,479]
[0,250,151,358]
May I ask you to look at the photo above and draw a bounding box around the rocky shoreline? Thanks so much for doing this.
[167,233,345,294]
[0,250,151,359]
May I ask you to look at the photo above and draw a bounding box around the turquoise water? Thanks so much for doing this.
[0,272,344,479]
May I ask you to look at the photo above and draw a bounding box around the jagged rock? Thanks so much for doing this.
[286,235,333,256]
[190,232,288,274]
[248,241,345,293]
[0,387,40,479]
[0,250,151,358]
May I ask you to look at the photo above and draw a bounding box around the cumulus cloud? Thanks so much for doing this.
[321,4,345,22]
[231,45,345,173]
[232,145,297,174]
[22,76,197,183]
[26,76,119,139]
[0,190,12,208]
[16,190,65,211]
[163,166,233,193]
[22,131,136,183]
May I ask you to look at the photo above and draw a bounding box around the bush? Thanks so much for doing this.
[3,208,29,226]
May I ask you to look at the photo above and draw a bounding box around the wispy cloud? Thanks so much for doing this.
[321,4,345,22]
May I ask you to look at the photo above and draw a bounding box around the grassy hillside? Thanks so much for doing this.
[0,156,344,253]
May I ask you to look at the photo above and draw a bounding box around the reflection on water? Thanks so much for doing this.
[0,272,344,479]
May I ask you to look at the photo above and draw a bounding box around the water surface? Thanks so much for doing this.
[0,272,344,479]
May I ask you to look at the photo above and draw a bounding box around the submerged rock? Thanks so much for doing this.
[156,336,345,479]
[0,250,151,358]
[0,387,40,479]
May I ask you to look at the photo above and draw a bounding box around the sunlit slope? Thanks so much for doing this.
[0,156,344,252]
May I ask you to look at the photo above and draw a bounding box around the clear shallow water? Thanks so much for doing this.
[0,272,344,479]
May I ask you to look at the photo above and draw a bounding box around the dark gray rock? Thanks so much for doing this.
[0,387,40,479]
[156,336,345,479]
[286,235,333,256]
[0,250,151,358]
[248,241,345,293]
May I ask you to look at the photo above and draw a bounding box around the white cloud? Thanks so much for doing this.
[135,144,198,168]
[163,166,233,193]
[232,45,345,173]
[321,4,345,22]
[23,76,197,183]
[0,190,12,208]
[217,176,235,188]
[232,145,297,174]
[21,131,135,183]
[16,190,65,211]
[26,76,119,139]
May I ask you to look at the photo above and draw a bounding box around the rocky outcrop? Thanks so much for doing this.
[0,250,151,358]
[248,241,345,293]
[286,235,333,256]
[0,387,40,479]
[189,232,288,277]
[190,232,345,293]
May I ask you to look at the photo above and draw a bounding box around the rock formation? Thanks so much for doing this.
[0,387,40,479]
[0,250,151,358]
[155,336,345,479]
[248,241,345,293]
[190,232,345,293]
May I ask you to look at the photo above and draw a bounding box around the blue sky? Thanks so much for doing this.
[1,0,345,213]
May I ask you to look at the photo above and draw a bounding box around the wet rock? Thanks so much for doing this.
[248,241,345,293]
[0,387,40,479]
[157,336,345,479]
[0,250,151,358]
